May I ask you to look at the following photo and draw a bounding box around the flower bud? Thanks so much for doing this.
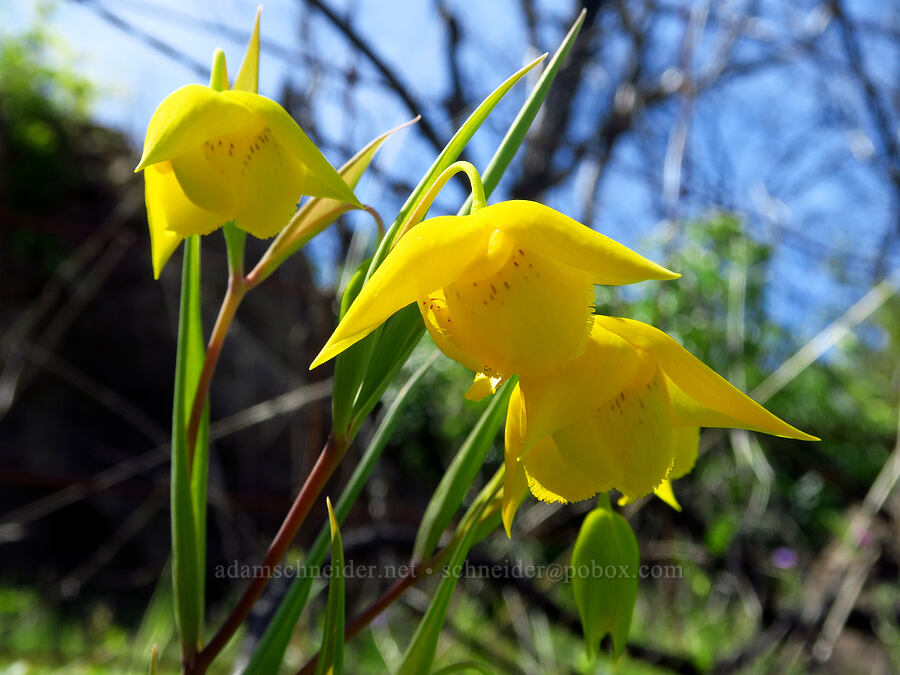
[571,496,639,659]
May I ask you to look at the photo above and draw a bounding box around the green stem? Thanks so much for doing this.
[393,161,487,244]
[185,272,246,473]
[189,433,349,675]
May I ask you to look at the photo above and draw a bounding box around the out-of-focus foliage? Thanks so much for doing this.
[0,9,95,212]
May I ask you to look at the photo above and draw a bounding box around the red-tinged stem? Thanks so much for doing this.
[185,275,246,472]
[295,544,454,675]
[189,433,349,675]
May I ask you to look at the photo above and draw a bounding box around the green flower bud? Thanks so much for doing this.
[571,494,639,659]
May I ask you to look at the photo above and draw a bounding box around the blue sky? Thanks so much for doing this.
[6,0,899,344]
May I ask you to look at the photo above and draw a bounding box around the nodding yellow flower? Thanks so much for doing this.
[135,10,359,278]
[311,200,678,373]
[501,315,818,535]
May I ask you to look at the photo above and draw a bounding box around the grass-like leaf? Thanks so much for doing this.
[171,236,204,657]
[412,379,514,562]
[314,499,345,675]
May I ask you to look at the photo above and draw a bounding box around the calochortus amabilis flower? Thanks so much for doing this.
[501,315,818,534]
[134,11,359,277]
[310,200,678,374]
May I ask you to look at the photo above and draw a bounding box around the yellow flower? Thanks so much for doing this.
[311,200,678,373]
[134,11,359,278]
[501,315,818,534]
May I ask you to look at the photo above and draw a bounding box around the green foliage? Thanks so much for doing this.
[0,10,95,211]
[170,237,205,657]
[314,500,345,675]
[413,378,514,562]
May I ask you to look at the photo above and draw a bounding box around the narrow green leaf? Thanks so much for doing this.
[462,10,587,213]
[412,378,514,562]
[242,356,434,675]
[431,662,494,675]
[348,303,424,438]
[129,560,174,672]
[370,53,547,275]
[331,256,377,437]
[171,236,203,657]
[396,472,502,675]
[571,501,639,659]
[315,499,345,675]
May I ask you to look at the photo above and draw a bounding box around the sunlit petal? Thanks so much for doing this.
[224,90,360,207]
[144,161,223,277]
[464,372,503,402]
[652,479,681,511]
[598,316,818,441]
[518,319,640,447]
[524,434,609,503]
[420,289,484,374]
[479,200,679,284]
[502,385,529,536]
[311,217,491,368]
[670,424,700,479]
[441,244,594,376]
[136,85,252,171]
[554,366,675,500]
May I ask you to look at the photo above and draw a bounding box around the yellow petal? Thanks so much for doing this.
[311,216,490,368]
[233,7,261,93]
[441,241,595,376]
[652,479,682,511]
[524,434,609,503]
[670,425,700,479]
[464,372,503,401]
[136,85,252,171]
[518,319,640,447]
[597,316,818,441]
[479,200,679,284]
[231,129,310,237]
[552,366,675,501]
[502,385,529,536]
[616,480,681,510]
[421,289,484,374]
[144,161,223,277]
[223,90,361,207]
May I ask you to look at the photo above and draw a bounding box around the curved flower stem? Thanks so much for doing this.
[185,273,246,471]
[363,204,386,244]
[295,542,456,675]
[189,432,349,675]
[393,161,487,244]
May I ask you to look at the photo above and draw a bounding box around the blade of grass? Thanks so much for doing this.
[396,471,503,675]
[314,499,345,675]
[172,236,203,658]
[412,379,514,562]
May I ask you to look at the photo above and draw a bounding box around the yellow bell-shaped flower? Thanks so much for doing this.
[502,315,818,534]
[135,10,359,277]
[311,201,678,375]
